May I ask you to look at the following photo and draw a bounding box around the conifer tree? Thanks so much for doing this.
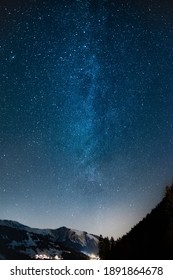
[98,235,104,259]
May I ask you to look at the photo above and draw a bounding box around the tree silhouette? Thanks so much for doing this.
[99,182,173,260]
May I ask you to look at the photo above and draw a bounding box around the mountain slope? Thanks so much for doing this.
[109,184,173,259]
[0,221,99,260]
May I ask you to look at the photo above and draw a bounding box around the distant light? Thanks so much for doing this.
[35,254,63,260]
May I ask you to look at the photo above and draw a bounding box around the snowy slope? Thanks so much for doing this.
[0,219,99,260]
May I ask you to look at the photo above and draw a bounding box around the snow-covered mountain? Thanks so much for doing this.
[0,220,99,260]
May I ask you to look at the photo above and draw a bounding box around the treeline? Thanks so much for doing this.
[99,182,173,260]
[99,235,128,259]
[99,235,116,259]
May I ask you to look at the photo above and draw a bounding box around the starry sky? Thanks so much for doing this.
[0,0,173,238]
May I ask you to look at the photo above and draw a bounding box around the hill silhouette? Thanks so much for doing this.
[99,182,173,259]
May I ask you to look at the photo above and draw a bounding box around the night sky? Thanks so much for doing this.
[0,0,173,238]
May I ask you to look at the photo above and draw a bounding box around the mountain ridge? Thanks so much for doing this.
[99,183,173,259]
[0,220,99,260]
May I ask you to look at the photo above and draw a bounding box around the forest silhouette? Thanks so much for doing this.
[99,182,173,260]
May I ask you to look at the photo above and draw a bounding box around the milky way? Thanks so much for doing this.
[0,0,173,238]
